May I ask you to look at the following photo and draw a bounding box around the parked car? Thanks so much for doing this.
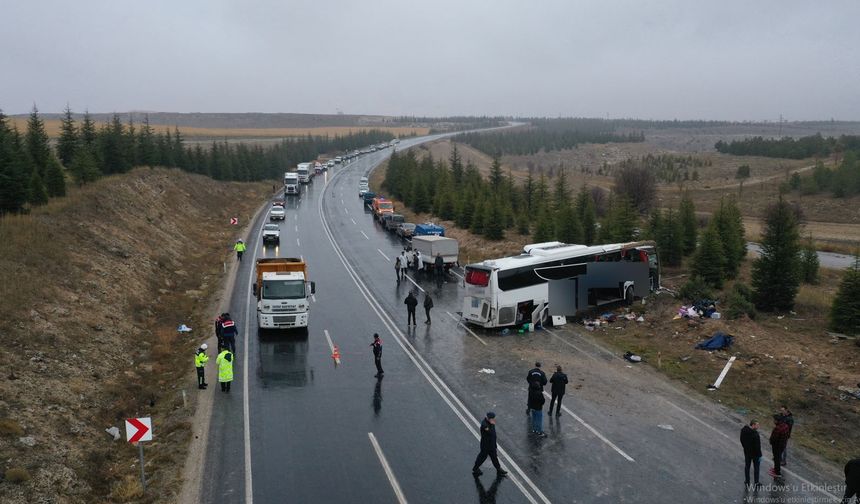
[384,213,405,232]
[396,222,416,239]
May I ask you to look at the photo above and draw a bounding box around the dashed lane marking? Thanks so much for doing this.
[445,311,487,346]
[543,391,635,462]
[368,433,408,504]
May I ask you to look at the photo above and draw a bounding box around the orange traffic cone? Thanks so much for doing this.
[332,345,341,364]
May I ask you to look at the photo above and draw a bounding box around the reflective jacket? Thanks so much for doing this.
[216,350,234,382]
[194,349,209,368]
[234,242,247,252]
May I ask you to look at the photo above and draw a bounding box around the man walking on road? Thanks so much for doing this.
[394,254,402,283]
[740,420,762,487]
[234,239,246,261]
[777,405,794,466]
[215,348,234,393]
[220,313,238,354]
[768,415,790,478]
[195,343,209,390]
[548,365,568,417]
[405,291,418,326]
[472,412,508,477]
[528,382,547,437]
[842,458,860,504]
[526,362,547,415]
[371,333,384,377]
[424,293,434,324]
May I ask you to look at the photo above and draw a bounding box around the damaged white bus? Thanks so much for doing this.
[462,241,660,329]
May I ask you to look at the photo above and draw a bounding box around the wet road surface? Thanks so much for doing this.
[201,136,846,504]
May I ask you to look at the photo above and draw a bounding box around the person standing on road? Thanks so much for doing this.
[472,412,508,477]
[405,291,418,326]
[195,343,209,390]
[548,365,568,417]
[220,313,238,354]
[416,251,423,275]
[214,313,225,351]
[400,251,409,281]
[768,415,790,478]
[424,293,434,324]
[777,405,794,466]
[528,382,547,437]
[740,420,762,487]
[394,254,402,283]
[842,458,860,504]
[526,362,547,415]
[215,348,234,393]
[434,253,444,288]
[234,239,247,261]
[371,333,384,377]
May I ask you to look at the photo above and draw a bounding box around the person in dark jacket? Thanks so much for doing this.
[370,333,384,377]
[405,291,418,326]
[740,420,762,486]
[548,365,568,417]
[472,412,508,477]
[214,313,226,351]
[220,313,238,354]
[525,362,547,415]
[777,405,794,466]
[423,293,434,324]
[842,458,860,504]
[434,253,444,288]
[528,382,547,436]
[768,415,790,478]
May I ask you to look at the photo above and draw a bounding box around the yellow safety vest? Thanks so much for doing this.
[234,242,247,252]
[216,350,234,382]
[195,350,209,368]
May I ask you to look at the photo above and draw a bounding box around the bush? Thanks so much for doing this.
[110,475,144,500]
[678,276,715,303]
[4,467,31,484]
[725,283,757,320]
[0,418,24,437]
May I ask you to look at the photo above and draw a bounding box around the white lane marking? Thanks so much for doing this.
[403,274,425,293]
[294,215,297,221]
[360,231,369,240]
[377,249,390,261]
[311,294,316,303]
[318,180,546,504]
[344,207,349,215]
[340,198,344,205]
[543,328,599,363]
[295,225,298,232]
[368,433,408,504]
[446,311,487,346]
[350,218,357,225]
[323,329,335,353]
[543,391,634,462]
[449,270,463,280]
[242,211,267,504]
[297,238,301,246]
[661,399,839,500]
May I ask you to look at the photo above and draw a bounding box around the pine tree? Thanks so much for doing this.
[43,155,67,197]
[646,207,663,240]
[657,209,684,267]
[69,147,101,185]
[830,255,860,335]
[517,211,531,235]
[0,114,30,214]
[799,236,820,284]
[522,171,535,213]
[412,179,431,213]
[138,115,156,166]
[712,197,746,277]
[693,224,725,288]
[553,168,570,212]
[679,194,698,255]
[533,208,555,243]
[556,204,583,244]
[471,197,486,234]
[484,198,505,240]
[172,126,185,168]
[751,196,801,311]
[601,195,637,242]
[80,111,97,150]
[489,154,504,191]
[449,144,463,184]
[575,186,597,245]
[25,105,52,177]
[57,105,79,166]
[28,169,48,206]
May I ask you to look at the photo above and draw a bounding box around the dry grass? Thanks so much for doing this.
[4,467,31,484]
[109,475,144,501]
[0,418,24,437]
[8,118,428,139]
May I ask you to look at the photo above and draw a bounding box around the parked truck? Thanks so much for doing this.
[284,172,299,195]
[412,235,459,272]
[253,258,315,331]
[297,163,312,184]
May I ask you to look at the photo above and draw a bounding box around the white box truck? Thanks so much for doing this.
[412,235,459,272]
[284,172,299,195]
[297,163,312,184]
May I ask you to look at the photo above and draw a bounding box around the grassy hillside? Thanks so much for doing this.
[0,168,268,503]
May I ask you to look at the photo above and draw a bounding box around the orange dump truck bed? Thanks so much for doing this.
[255,258,307,293]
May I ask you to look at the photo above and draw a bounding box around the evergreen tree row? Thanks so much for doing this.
[784,155,860,198]
[0,105,395,214]
[714,133,860,160]
[453,123,644,157]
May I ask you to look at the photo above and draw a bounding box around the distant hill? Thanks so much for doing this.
[10,112,397,129]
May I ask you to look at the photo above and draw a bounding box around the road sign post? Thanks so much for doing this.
[125,417,153,492]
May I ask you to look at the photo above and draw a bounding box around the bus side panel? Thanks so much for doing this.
[578,262,649,303]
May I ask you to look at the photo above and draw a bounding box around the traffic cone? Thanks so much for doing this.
[332,345,341,365]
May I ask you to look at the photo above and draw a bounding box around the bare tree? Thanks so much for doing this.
[613,165,656,213]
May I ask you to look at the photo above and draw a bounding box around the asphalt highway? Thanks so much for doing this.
[201,136,846,504]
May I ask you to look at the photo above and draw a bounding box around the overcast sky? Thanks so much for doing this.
[2,0,858,120]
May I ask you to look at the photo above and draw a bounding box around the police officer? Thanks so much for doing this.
[404,291,418,326]
[434,253,444,287]
[220,313,238,354]
[472,412,508,477]
[526,362,547,415]
[548,365,568,417]
[214,313,225,351]
[215,347,234,393]
[234,239,247,261]
[371,333,384,377]
[195,343,209,389]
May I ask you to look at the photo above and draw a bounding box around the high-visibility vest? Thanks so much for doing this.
[195,350,209,368]
[234,242,247,252]
[216,350,234,382]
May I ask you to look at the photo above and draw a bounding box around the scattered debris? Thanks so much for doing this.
[105,426,121,441]
[177,324,192,332]
[837,386,860,400]
[478,368,496,375]
[695,332,734,351]
[623,351,642,363]
[19,436,37,447]
[657,424,674,431]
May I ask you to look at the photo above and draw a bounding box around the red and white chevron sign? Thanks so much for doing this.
[125,417,152,443]
[230,217,238,225]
